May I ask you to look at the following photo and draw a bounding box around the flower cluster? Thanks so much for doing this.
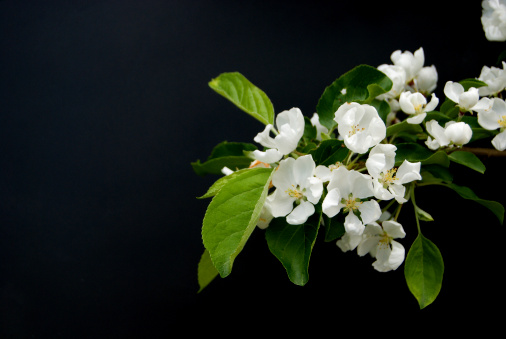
[195,4,506,309]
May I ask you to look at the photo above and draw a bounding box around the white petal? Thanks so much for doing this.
[386,240,405,271]
[358,200,382,225]
[252,149,283,163]
[286,201,315,225]
[382,220,406,239]
[406,113,426,124]
[292,155,316,186]
[314,165,332,182]
[492,130,506,151]
[272,157,296,190]
[396,160,421,184]
[268,189,295,218]
[306,177,323,204]
[344,212,365,235]
[322,188,343,218]
[443,81,463,104]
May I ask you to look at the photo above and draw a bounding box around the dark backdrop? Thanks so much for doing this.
[1,1,505,337]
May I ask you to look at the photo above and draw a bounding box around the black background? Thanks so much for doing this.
[1,1,505,337]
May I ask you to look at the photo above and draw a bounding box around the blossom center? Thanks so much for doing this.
[498,115,506,129]
[349,124,365,137]
[286,185,304,199]
[414,103,423,114]
[379,168,398,188]
[329,162,344,171]
[341,194,362,212]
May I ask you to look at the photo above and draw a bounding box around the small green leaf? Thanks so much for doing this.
[191,141,257,176]
[303,116,317,141]
[425,111,452,125]
[309,139,349,166]
[316,65,392,129]
[265,214,321,286]
[448,151,486,174]
[209,72,274,125]
[459,78,488,91]
[386,120,424,138]
[197,249,219,293]
[404,234,444,309]
[442,183,504,224]
[202,167,274,278]
[415,205,434,222]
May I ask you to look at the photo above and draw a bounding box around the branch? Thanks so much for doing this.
[460,147,506,158]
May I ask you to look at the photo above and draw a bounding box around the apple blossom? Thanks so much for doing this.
[267,155,323,225]
[376,64,407,100]
[413,65,438,95]
[365,144,421,203]
[252,107,305,163]
[477,62,506,96]
[476,97,506,150]
[322,166,381,235]
[399,91,439,124]
[425,120,473,150]
[443,81,491,113]
[357,219,406,272]
[390,47,424,83]
[481,0,506,41]
[334,102,386,154]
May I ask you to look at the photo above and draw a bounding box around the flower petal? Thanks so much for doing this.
[286,201,315,225]
[322,188,343,218]
[358,200,382,225]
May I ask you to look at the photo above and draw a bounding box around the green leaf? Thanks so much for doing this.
[197,168,251,199]
[209,72,274,126]
[461,116,498,143]
[303,116,317,141]
[442,183,504,224]
[448,151,486,174]
[394,143,449,167]
[197,249,219,293]
[191,141,257,176]
[202,167,274,278]
[415,205,434,222]
[459,78,488,91]
[420,164,453,184]
[425,111,452,125]
[265,214,321,286]
[309,139,349,166]
[386,120,424,138]
[404,234,444,309]
[316,65,392,129]
[323,214,345,242]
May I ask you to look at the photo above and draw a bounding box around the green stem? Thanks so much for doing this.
[410,184,422,234]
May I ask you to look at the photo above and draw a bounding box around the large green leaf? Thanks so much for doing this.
[316,64,392,129]
[202,167,274,278]
[197,249,219,293]
[209,72,274,126]
[394,143,449,167]
[404,234,444,309]
[265,214,321,286]
[442,183,504,224]
[197,168,251,199]
[448,150,486,174]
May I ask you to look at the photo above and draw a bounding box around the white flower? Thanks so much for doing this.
[477,62,506,96]
[376,64,407,100]
[365,144,421,203]
[482,0,506,41]
[322,166,381,236]
[443,81,491,113]
[477,97,506,150]
[357,220,406,272]
[334,102,386,154]
[399,91,439,124]
[257,201,274,229]
[390,47,425,82]
[425,120,473,150]
[414,65,438,95]
[310,112,329,141]
[252,107,305,163]
[267,155,323,225]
